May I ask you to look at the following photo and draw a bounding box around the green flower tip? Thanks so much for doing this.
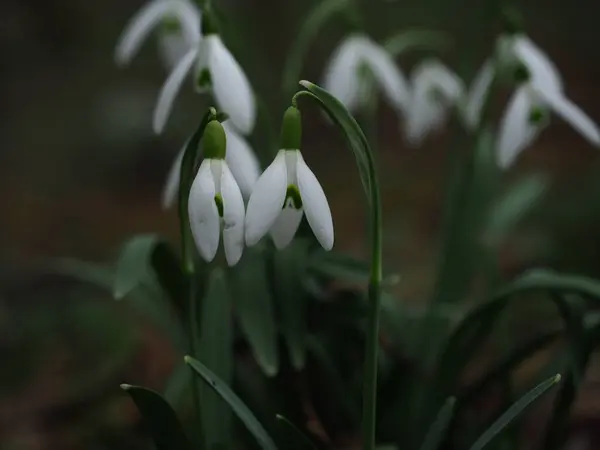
[513,63,530,84]
[183,355,192,364]
[203,119,227,159]
[208,106,218,119]
[501,5,524,34]
[280,106,302,149]
[120,383,132,390]
[201,8,220,35]
[298,80,313,89]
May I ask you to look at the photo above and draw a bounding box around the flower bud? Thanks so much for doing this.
[203,119,227,159]
[280,106,302,149]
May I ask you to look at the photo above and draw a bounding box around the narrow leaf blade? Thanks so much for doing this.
[418,397,456,450]
[185,356,279,450]
[468,374,561,450]
[121,384,191,450]
[114,234,159,300]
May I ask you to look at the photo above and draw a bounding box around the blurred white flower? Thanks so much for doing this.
[115,0,201,68]
[189,157,245,266]
[245,150,333,251]
[495,35,600,168]
[162,121,261,209]
[154,34,256,135]
[404,59,464,146]
[322,34,410,114]
[463,59,495,130]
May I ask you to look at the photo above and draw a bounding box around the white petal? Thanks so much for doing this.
[223,121,261,199]
[463,59,495,129]
[220,162,246,266]
[188,160,220,262]
[513,36,562,93]
[269,208,303,249]
[161,146,185,209]
[207,36,256,134]
[405,99,446,146]
[539,90,600,146]
[115,0,172,66]
[322,35,364,111]
[296,154,334,250]
[363,38,410,113]
[497,88,542,168]
[153,47,198,134]
[158,31,191,70]
[245,151,288,246]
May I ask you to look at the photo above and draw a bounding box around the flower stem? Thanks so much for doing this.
[362,121,383,450]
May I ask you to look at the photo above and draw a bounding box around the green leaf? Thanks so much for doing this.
[185,356,279,450]
[384,29,451,56]
[121,384,192,450]
[50,258,114,290]
[281,0,349,98]
[298,81,372,202]
[485,174,549,245]
[114,234,160,300]
[275,414,317,450]
[198,268,234,450]
[231,248,279,376]
[418,397,456,450]
[273,240,310,370]
[468,374,561,450]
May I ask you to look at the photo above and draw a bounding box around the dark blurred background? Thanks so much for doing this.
[2,0,600,448]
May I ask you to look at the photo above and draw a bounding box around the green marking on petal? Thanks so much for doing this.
[513,64,530,84]
[284,185,303,210]
[215,194,224,218]
[528,106,548,125]
[196,69,212,90]
[161,16,181,33]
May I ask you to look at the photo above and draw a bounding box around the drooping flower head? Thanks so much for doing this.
[162,120,261,209]
[322,34,410,115]
[188,120,245,266]
[404,59,465,146]
[245,106,334,250]
[115,0,201,70]
[153,9,256,134]
[495,35,600,168]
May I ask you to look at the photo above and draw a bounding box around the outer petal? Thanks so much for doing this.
[536,89,600,146]
[115,0,172,66]
[153,47,198,134]
[296,154,334,250]
[188,160,220,262]
[497,88,542,168]
[220,162,246,266]
[245,151,288,246]
[322,35,364,111]
[207,36,256,134]
[269,208,303,249]
[171,0,202,46]
[463,59,495,129]
[363,38,410,113]
[513,36,562,93]
[223,121,261,199]
[161,146,185,209]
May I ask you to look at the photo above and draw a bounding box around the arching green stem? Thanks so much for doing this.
[293,85,383,450]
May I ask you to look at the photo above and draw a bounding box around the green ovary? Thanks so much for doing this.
[197,69,212,90]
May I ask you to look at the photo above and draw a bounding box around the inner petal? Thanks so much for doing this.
[284,184,303,210]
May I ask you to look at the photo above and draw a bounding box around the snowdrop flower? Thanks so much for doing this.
[495,35,600,168]
[188,120,245,266]
[154,14,256,134]
[322,34,410,115]
[245,107,333,250]
[115,0,201,69]
[463,59,495,130]
[162,121,261,209]
[404,59,464,146]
